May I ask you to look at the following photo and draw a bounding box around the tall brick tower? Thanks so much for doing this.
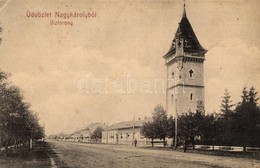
[164,5,207,116]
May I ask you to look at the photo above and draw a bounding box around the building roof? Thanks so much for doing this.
[104,120,148,131]
[164,6,207,58]
[71,122,107,135]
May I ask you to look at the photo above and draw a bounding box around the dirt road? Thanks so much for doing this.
[49,141,260,168]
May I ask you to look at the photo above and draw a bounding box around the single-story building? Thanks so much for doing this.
[102,119,150,146]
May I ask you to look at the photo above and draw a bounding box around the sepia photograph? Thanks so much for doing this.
[0,0,260,167]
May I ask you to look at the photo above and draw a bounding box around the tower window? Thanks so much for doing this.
[189,69,193,78]
[171,95,174,103]
[185,40,189,47]
[190,93,193,100]
[179,75,181,79]
[172,72,174,79]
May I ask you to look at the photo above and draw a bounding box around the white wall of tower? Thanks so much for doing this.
[166,57,205,116]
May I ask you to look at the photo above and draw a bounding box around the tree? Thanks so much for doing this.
[91,127,104,140]
[0,28,44,154]
[167,115,175,139]
[196,100,205,115]
[220,89,235,115]
[232,87,260,149]
[248,87,259,105]
[0,70,44,155]
[141,122,156,147]
[201,114,216,145]
[178,111,204,148]
[141,105,169,147]
[178,101,216,148]
[215,89,235,145]
[178,112,197,147]
[151,105,169,147]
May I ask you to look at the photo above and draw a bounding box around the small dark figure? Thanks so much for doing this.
[134,139,137,147]
[183,140,187,152]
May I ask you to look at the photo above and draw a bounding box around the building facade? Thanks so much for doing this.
[102,120,149,146]
[164,5,207,116]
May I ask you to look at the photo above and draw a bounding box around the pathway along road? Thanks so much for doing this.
[48,141,260,168]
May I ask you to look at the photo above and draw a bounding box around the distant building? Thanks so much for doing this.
[49,133,69,141]
[164,5,207,116]
[70,123,107,142]
[102,119,149,146]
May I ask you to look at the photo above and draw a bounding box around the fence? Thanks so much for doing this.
[195,145,260,152]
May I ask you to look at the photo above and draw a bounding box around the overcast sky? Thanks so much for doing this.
[0,0,259,135]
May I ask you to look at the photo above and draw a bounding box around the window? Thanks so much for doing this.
[179,75,181,79]
[171,72,174,79]
[188,31,192,37]
[189,69,193,78]
[190,93,193,100]
[185,40,189,47]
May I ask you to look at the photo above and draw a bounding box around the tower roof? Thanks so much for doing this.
[182,3,187,18]
[164,6,207,58]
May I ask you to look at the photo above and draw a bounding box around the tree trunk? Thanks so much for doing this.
[191,137,195,149]
[243,146,246,152]
[17,139,20,149]
[5,144,8,155]
[5,138,10,156]
[152,138,154,147]
[183,141,187,152]
[0,131,1,151]
[14,139,17,149]
[0,137,2,151]
[163,137,165,147]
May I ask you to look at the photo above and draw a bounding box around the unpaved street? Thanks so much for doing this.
[48,141,260,168]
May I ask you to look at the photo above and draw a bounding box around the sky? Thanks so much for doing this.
[0,0,259,135]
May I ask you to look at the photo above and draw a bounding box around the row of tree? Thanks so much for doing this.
[141,87,260,149]
[215,87,260,148]
[0,70,44,153]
